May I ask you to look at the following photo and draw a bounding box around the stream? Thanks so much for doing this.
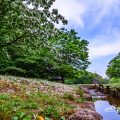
[89,89,120,120]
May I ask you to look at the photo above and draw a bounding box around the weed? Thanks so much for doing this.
[63,93,75,101]
[92,97,100,102]
[12,112,33,120]
[22,101,38,109]
[0,94,10,100]
[43,105,60,119]
[76,88,84,97]
[75,98,86,103]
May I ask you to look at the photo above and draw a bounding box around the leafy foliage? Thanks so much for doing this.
[12,112,33,120]
[1,66,26,76]
[106,53,120,78]
[0,0,67,48]
[65,71,105,84]
[63,93,75,101]
[109,78,120,84]
[0,0,90,83]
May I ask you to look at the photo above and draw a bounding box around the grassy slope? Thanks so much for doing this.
[108,83,120,88]
[0,75,85,120]
[104,83,120,88]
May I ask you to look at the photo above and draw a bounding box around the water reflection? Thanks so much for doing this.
[95,100,120,120]
[89,89,120,120]
[106,96,120,107]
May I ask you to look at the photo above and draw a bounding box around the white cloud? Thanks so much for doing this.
[90,0,120,25]
[53,0,120,59]
[52,0,120,77]
[89,40,120,60]
[89,30,120,60]
[53,0,120,28]
[52,0,87,28]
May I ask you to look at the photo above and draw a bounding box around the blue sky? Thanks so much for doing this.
[52,0,120,77]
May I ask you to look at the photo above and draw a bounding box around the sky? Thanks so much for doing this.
[52,0,120,78]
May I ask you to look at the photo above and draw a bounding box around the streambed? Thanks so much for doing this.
[89,89,120,120]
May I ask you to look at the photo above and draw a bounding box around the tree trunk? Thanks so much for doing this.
[61,75,65,83]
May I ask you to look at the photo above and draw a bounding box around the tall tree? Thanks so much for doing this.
[49,28,90,83]
[106,53,120,78]
[0,0,67,48]
[0,0,90,83]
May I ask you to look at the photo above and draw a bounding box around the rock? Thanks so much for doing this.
[80,87,89,94]
[7,89,14,93]
[83,94,92,101]
[80,102,95,111]
[68,109,103,120]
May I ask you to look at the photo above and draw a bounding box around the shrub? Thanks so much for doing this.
[26,70,39,78]
[0,60,13,69]
[15,58,38,71]
[99,79,109,84]
[1,66,26,77]
[109,78,120,83]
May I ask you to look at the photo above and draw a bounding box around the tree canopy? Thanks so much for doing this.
[0,0,67,48]
[0,0,90,83]
[106,53,120,78]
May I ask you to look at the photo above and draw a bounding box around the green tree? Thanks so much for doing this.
[0,0,90,84]
[49,29,89,83]
[0,0,67,48]
[0,0,67,77]
[106,53,120,78]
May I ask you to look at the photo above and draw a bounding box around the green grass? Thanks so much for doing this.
[105,78,120,88]
[104,83,120,88]
[109,83,120,88]
[76,88,84,97]
[0,92,73,120]
[75,98,86,103]
[63,93,75,101]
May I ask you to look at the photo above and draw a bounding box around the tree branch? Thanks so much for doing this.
[0,34,25,48]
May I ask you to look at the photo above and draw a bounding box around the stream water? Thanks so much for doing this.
[89,89,120,120]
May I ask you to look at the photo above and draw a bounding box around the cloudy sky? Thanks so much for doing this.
[52,0,120,77]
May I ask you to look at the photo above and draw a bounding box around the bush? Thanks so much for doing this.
[99,79,109,84]
[15,57,50,78]
[0,60,14,69]
[109,78,120,83]
[26,70,39,78]
[15,58,38,71]
[1,66,26,77]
